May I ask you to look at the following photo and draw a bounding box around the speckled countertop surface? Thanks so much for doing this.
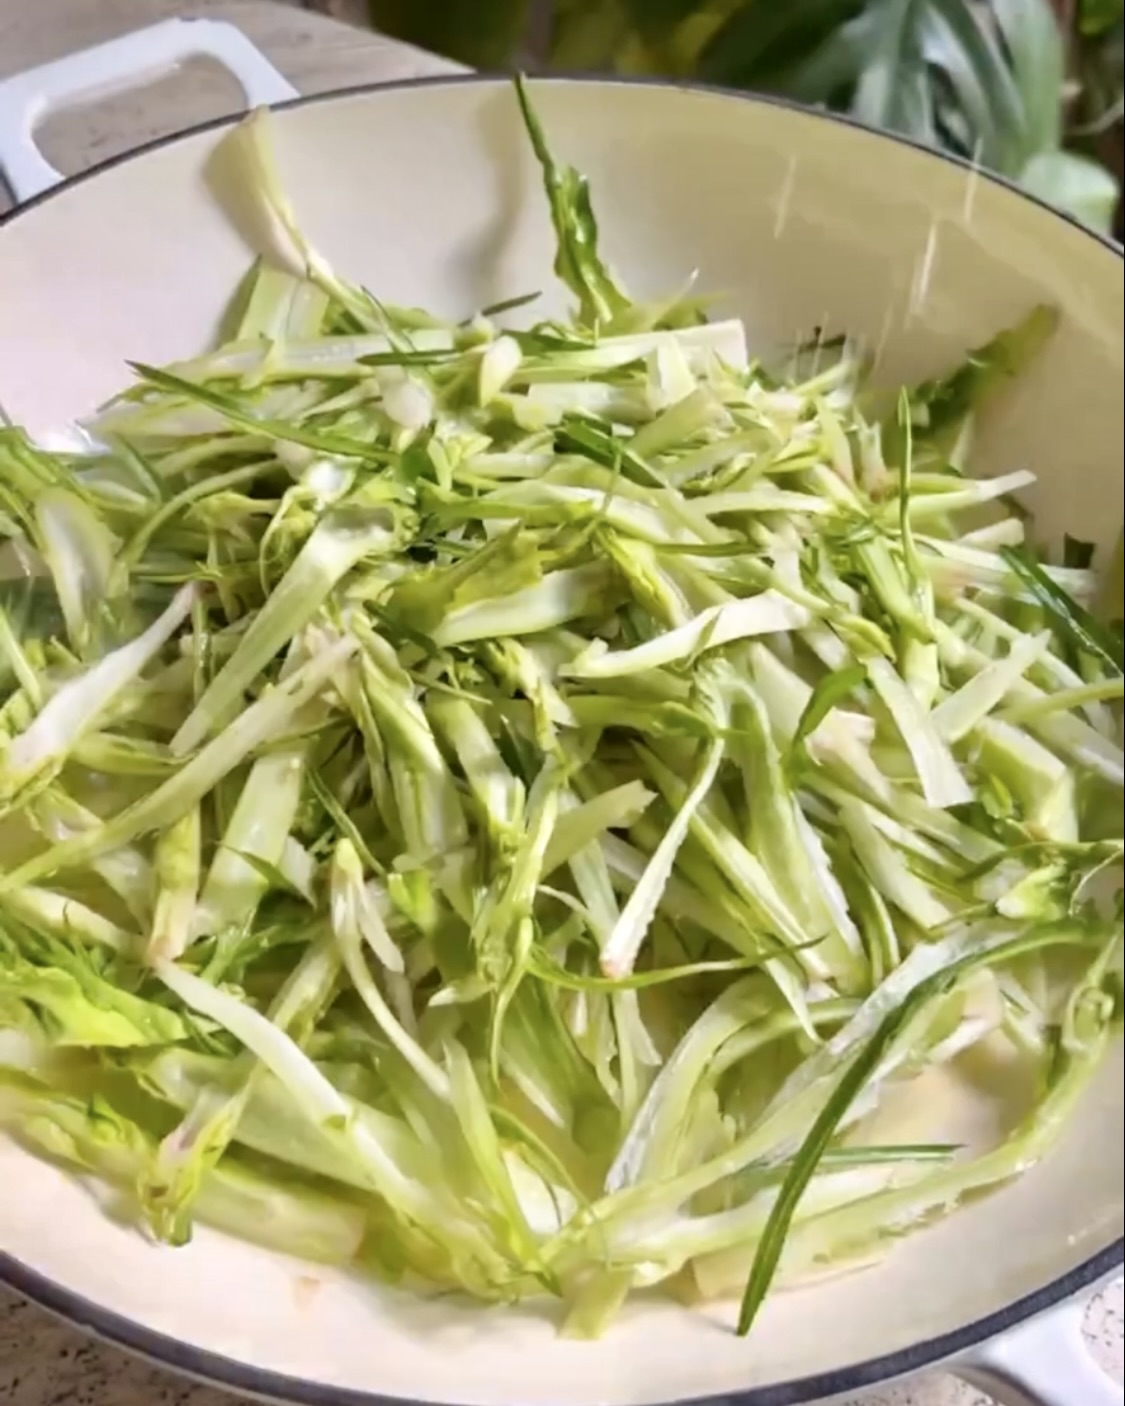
[0,1280,1122,1406]
[1,4,1123,1406]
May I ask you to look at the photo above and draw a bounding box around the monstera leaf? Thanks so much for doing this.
[696,0,1119,230]
[366,0,1121,232]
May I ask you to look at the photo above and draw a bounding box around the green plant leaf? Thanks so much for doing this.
[1001,544,1125,674]
[621,0,714,44]
[547,0,636,69]
[698,0,864,87]
[1079,0,1124,37]
[921,9,996,159]
[700,0,1038,178]
[850,0,936,142]
[923,0,1030,171]
[989,0,1067,157]
[767,10,881,102]
[1019,148,1122,230]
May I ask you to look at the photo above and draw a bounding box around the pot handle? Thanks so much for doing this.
[955,1279,1123,1406]
[0,17,298,205]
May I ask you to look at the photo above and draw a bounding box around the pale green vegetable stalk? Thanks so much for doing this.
[172,503,408,754]
[0,886,137,955]
[139,935,340,1243]
[866,657,972,809]
[0,1079,369,1267]
[0,583,196,803]
[600,734,726,980]
[0,81,1119,1341]
[932,630,1053,742]
[30,790,153,924]
[147,807,202,963]
[193,746,306,938]
[34,487,120,655]
[563,594,810,679]
[150,958,432,1218]
[429,694,526,850]
[329,839,446,1096]
[1,635,356,889]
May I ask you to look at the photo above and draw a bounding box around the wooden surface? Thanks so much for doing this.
[302,0,372,25]
[0,0,461,213]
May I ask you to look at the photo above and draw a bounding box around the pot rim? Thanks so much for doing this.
[1,67,1121,1406]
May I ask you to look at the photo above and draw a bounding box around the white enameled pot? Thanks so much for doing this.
[0,21,1121,1406]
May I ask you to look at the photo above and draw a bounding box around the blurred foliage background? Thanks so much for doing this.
[367,0,1124,236]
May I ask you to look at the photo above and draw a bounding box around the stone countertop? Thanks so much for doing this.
[0,1281,1121,1406]
[0,0,460,215]
[0,3,1121,1404]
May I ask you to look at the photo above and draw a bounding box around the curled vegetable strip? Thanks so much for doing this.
[564,594,811,680]
[601,736,725,979]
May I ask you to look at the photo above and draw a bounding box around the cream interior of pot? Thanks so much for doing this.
[0,78,1121,1406]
